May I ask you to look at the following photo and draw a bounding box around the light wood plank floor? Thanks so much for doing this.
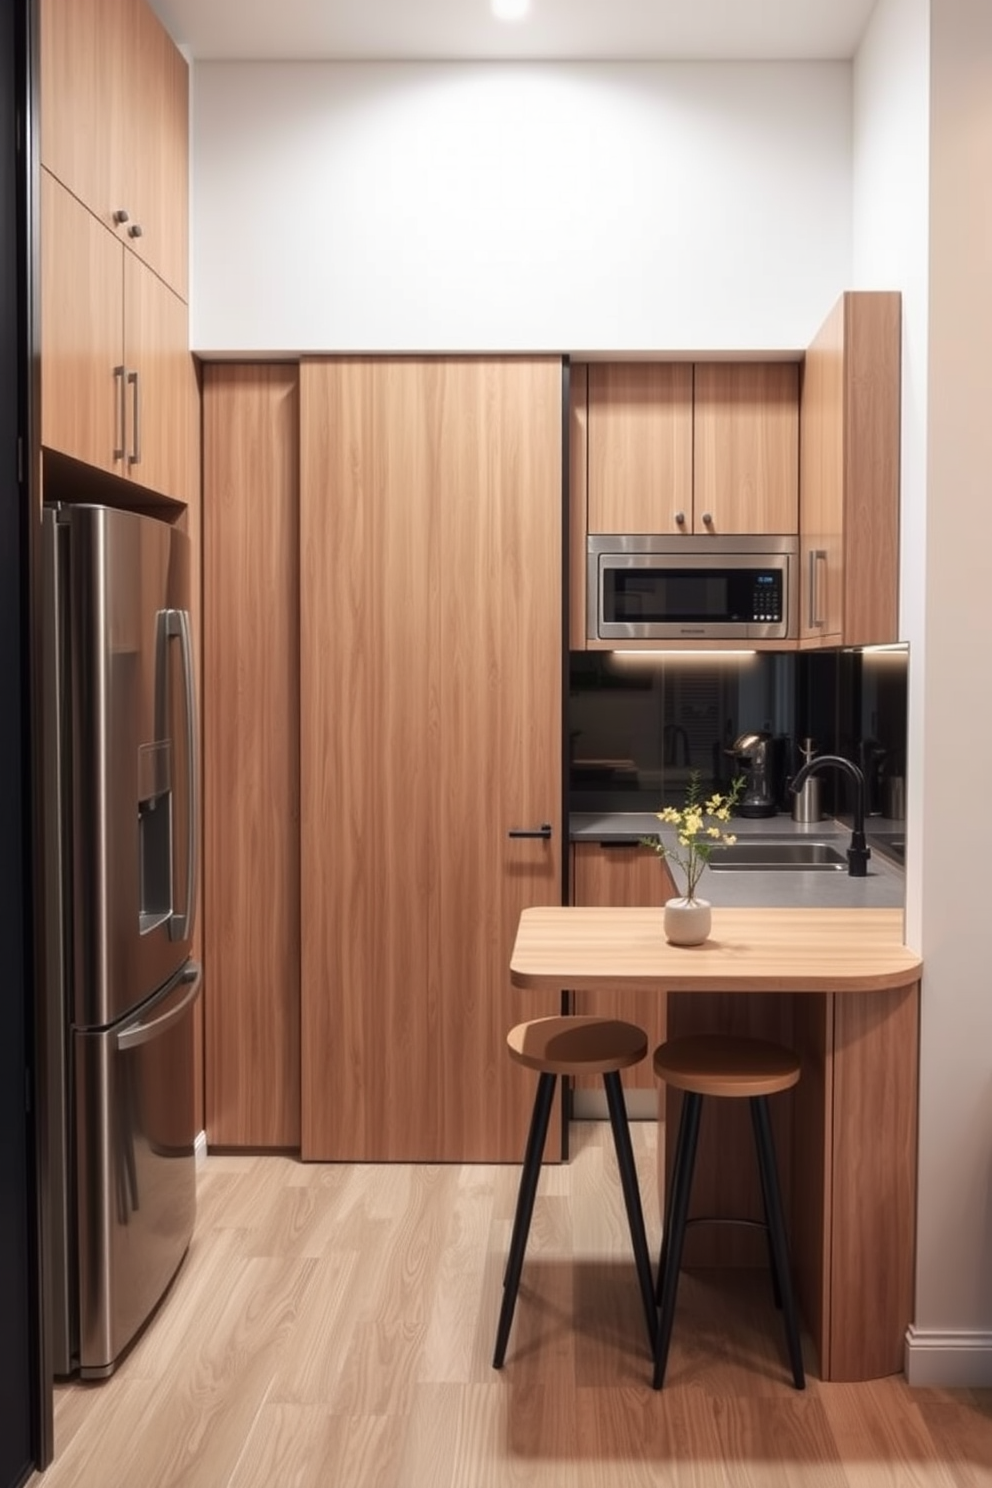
[33,1122,992,1487]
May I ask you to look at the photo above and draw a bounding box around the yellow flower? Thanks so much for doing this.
[640,771,746,903]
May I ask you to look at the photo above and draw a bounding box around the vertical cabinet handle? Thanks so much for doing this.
[127,369,141,466]
[113,364,126,460]
[808,548,827,628]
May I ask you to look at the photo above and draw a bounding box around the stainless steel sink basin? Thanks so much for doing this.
[708,839,847,871]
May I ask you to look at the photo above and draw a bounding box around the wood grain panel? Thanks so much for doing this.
[121,0,189,298]
[570,844,673,1090]
[40,169,123,475]
[300,358,563,1162]
[124,250,191,502]
[842,293,901,647]
[300,359,436,1162]
[567,363,588,650]
[177,355,203,1133]
[40,0,126,230]
[693,363,799,535]
[434,358,564,1161]
[587,363,693,534]
[203,365,301,1148]
[827,981,919,1381]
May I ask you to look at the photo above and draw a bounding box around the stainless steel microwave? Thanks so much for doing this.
[587,534,798,642]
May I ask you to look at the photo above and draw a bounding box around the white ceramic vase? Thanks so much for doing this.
[663,896,712,946]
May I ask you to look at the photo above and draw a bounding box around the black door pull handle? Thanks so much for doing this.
[508,823,553,839]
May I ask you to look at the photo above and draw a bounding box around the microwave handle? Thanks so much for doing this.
[808,549,827,629]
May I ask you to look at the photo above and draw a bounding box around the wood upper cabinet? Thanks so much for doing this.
[693,363,799,535]
[570,843,673,1090]
[40,0,189,300]
[586,361,798,537]
[300,357,563,1164]
[799,292,901,648]
[587,363,693,533]
[41,170,191,502]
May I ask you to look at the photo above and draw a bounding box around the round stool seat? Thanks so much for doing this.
[507,1016,648,1076]
[653,1034,800,1099]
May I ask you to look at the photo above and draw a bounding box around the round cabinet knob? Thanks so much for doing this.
[674,511,686,526]
[701,511,714,526]
[113,208,129,224]
[128,223,144,239]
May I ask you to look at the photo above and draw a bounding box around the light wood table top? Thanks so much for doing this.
[510,906,921,994]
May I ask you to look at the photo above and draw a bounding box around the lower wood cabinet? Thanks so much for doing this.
[299,357,563,1162]
[570,842,673,1090]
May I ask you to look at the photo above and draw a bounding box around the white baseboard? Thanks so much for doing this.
[905,1326,992,1386]
[194,1129,208,1167]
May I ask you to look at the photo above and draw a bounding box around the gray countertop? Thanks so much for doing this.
[569,811,906,910]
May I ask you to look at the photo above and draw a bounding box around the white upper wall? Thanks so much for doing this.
[189,60,853,355]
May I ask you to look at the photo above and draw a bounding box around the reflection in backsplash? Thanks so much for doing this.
[568,647,908,822]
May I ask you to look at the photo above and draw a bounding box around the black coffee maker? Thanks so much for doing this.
[730,730,778,817]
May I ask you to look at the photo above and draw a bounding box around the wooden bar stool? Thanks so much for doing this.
[652,1033,805,1391]
[492,1015,656,1369]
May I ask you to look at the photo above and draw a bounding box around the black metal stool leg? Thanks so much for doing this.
[750,1096,805,1390]
[493,1071,557,1368]
[603,1070,657,1352]
[653,1091,703,1389]
[656,1087,694,1304]
[749,1099,784,1311]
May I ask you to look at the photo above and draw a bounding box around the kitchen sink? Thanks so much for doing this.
[708,839,848,871]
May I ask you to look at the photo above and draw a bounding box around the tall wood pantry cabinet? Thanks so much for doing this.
[299,358,564,1162]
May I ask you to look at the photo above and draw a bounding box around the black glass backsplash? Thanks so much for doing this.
[568,648,908,820]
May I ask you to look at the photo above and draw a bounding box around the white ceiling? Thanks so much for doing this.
[149,0,880,63]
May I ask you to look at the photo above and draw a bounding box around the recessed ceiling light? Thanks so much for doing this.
[492,0,530,21]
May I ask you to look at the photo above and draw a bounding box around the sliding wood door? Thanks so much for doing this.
[300,358,562,1161]
[202,365,301,1147]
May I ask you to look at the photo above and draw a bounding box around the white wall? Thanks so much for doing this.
[190,61,851,355]
[855,0,992,1385]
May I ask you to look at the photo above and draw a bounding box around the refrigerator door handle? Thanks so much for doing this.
[116,963,202,1052]
[167,607,199,943]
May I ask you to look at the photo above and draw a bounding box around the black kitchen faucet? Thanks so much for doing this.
[789,754,871,877]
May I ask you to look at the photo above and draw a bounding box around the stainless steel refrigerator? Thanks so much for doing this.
[42,503,201,1379]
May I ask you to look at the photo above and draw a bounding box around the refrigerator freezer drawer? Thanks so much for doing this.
[73,962,201,1378]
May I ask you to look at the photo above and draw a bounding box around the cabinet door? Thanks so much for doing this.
[40,170,124,477]
[120,0,189,299]
[799,298,844,644]
[40,0,128,232]
[300,357,562,1162]
[123,250,191,501]
[693,363,799,535]
[202,366,300,1148]
[570,844,673,1090]
[434,358,563,1161]
[587,363,693,534]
